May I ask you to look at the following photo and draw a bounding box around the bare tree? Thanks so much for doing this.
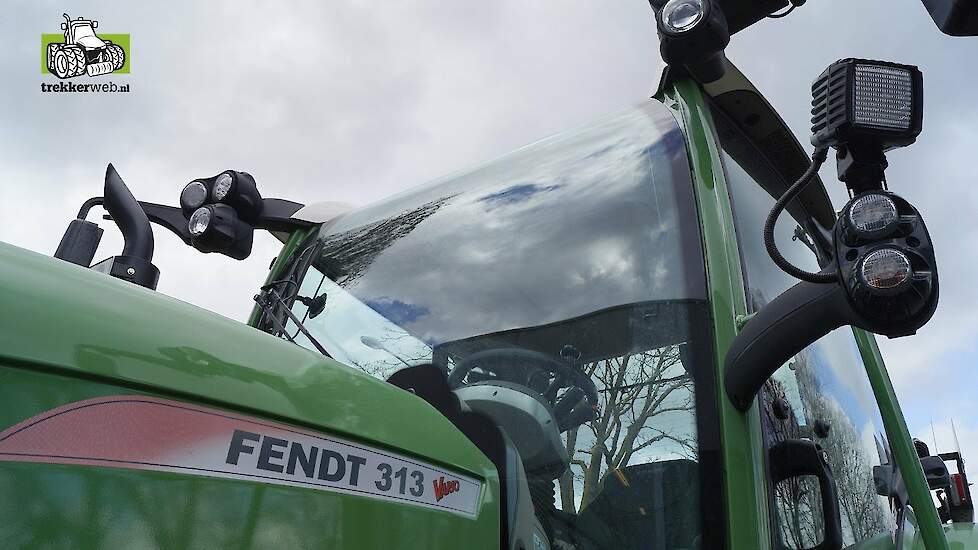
[805,395,890,542]
[761,376,823,549]
[778,352,891,545]
[558,345,696,513]
[344,329,434,379]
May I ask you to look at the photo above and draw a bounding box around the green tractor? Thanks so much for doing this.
[5,1,978,549]
[46,14,125,79]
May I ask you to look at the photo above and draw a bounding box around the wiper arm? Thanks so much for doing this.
[254,285,332,359]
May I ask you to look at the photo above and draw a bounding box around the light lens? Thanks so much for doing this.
[661,0,705,33]
[861,248,911,290]
[188,207,211,236]
[849,194,898,234]
[212,172,234,201]
[180,181,208,210]
[853,64,913,130]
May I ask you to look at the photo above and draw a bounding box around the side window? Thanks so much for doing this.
[714,109,901,548]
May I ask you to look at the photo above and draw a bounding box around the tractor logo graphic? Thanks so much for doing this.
[44,14,127,79]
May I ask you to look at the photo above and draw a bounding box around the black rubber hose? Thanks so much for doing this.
[763,148,835,284]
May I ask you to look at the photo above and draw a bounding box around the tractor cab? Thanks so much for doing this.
[255,101,717,549]
[61,15,103,49]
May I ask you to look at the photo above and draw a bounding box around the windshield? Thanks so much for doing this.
[276,101,722,549]
[71,23,96,40]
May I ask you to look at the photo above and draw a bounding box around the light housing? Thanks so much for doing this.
[178,170,264,223]
[919,0,978,36]
[187,204,254,260]
[811,59,923,151]
[652,0,730,83]
[835,191,937,334]
[210,170,263,223]
[722,190,939,411]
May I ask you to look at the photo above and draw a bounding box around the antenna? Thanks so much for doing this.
[952,418,962,455]
[932,420,939,453]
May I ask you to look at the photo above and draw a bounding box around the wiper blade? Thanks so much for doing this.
[254,285,332,359]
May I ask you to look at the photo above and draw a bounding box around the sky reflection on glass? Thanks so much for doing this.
[317,101,703,347]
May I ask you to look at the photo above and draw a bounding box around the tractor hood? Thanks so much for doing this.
[76,35,106,49]
[0,241,487,476]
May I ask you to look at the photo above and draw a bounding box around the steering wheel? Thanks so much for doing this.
[448,348,599,432]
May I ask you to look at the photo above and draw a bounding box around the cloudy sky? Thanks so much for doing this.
[2,1,975,479]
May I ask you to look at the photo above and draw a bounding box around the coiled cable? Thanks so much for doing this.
[763,147,835,283]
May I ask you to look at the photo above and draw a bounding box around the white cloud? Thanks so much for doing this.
[1,0,659,320]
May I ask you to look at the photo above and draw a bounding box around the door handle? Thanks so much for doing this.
[769,439,843,550]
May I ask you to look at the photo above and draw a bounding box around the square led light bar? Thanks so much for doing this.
[810,58,923,151]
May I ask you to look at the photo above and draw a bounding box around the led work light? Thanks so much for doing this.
[811,58,923,192]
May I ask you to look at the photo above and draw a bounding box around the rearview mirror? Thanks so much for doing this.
[920,455,952,490]
[920,0,978,36]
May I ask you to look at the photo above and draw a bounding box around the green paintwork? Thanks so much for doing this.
[853,328,952,550]
[0,241,499,549]
[943,523,978,549]
[659,80,772,550]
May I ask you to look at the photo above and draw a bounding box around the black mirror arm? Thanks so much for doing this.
[258,198,311,232]
[725,279,853,411]
[139,202,193,245]
[136,198,311,247]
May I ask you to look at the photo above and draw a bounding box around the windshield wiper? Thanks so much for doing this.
[254,283,332,358]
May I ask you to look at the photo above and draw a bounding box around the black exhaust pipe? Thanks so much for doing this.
[86,164,160,289]
[103,163,154,262]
